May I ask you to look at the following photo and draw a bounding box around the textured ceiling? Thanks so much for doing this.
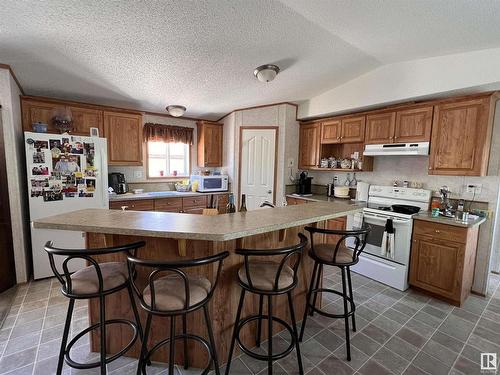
[1,1,500,120]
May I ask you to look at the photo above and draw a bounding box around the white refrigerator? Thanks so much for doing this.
[24,132,109,279]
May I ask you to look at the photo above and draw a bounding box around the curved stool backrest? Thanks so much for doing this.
[305,226,371,264]
[236,233,308,293]
[44,240,145,297]
[126,250,229,315]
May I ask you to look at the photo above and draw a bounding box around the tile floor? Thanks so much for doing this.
[1,268,500,375]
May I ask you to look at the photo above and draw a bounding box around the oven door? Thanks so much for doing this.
[347,212,412,266]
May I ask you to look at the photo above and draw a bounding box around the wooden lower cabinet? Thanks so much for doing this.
[325,217,347,245]
[409,220,479,306]
[110,194,229,214]
[286,197,309,205]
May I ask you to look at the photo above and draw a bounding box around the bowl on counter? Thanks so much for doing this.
[175,183,191,192]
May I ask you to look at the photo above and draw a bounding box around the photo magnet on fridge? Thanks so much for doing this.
[32,151,45,164]
[53,155,81,174]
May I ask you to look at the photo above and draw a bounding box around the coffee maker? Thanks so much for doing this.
[296,171,313,195]
[109,173,128,194]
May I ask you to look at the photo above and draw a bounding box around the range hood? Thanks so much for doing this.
[363,142,429,156]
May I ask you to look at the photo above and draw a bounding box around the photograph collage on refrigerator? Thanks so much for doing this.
[29,136,98,201]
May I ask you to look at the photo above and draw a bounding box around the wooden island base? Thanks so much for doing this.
[87,223,323,367]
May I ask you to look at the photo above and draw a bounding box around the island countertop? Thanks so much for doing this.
[33,201,363,241]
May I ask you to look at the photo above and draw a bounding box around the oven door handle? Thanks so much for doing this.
[363,213,411,224]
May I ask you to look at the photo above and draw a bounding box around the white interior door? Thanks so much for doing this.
[240,128,276,210]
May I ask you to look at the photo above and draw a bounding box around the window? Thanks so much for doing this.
[147,141,190,178]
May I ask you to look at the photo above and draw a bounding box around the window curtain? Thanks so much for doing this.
[143,123,194,145]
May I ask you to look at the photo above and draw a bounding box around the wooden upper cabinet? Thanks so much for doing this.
[429,97,492,176]
[299,122,321,168]
[22,100,61,133]
[341,116,365,143]
[21,98,104,136]
[394,106,433,143]
[104,111,143,165]
[365,112,396,144]
[320,119,341,144]
[69,106,103,136]
[197,121,223,167]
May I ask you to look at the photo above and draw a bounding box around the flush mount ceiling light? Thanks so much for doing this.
[166,105,186,117]
[253,64,280,83]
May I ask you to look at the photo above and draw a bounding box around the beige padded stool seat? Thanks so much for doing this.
[238,260,294,291]
[313,244,354,264]
[70,262,128,294]
[143,274,212,311]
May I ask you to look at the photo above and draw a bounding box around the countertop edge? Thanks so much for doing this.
[413,214,487,228]
[109,191,229,202]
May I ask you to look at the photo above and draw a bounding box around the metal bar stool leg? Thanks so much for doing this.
[256,294,264,347]
[57,298,75,375]
[341,267,351,361]
[182,313,189,369]
[346,267,356,332]
[203,304,221,375]
[267,294,273,375]
[299,261,318,341]
[169,316,176,375]
[287,292,304,375]
[225,289,246,375]
[99,295,107,375]
[310,264,323,317]
[137,313,152,375]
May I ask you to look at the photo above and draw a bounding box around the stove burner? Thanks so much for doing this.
[378,206,392,211]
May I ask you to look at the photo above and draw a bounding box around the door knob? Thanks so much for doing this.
[268,190,272,194]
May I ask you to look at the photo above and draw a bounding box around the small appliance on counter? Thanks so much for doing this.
[109,172,129,194]
[296,171,313,196]
[190,175,228,192]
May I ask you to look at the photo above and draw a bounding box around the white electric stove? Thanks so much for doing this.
[346,185,432,291]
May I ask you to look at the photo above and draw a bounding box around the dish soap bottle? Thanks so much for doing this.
[226,193,236,213]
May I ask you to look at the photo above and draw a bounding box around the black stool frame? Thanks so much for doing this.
[45,240,147,375]
[299,226,370,361]
[126,250,229,375]
[225,233,308,375]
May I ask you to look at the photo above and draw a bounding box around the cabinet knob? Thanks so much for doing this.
[435,230,440,233]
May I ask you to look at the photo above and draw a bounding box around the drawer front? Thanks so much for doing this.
[154,198,183,211]
[413,220,467,244]
[182,196,208,209]
[110,199,154,211]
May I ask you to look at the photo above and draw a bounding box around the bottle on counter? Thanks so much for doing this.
[239,194,247,212]
[226,193,236,213]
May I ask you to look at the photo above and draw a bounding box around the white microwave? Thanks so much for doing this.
[190,175,229,192]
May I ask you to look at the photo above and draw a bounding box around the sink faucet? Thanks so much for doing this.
[260,201,275,208]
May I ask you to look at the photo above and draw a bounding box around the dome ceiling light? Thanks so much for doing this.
[253,64,280,83]
[166,105,186,117]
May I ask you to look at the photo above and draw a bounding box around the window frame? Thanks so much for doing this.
[146,141,192,180]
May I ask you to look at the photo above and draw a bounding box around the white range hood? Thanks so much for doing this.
[363,142,429,156]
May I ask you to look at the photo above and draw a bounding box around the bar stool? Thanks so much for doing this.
[225,234,308,375]
[298,226,370,361]
[126,250,229,375]
[45,240,147,375]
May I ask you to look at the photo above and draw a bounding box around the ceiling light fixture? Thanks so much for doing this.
[253,64,280,83]
[166,105,186,117]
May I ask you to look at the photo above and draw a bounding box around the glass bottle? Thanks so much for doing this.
[239,194,247,212]
[226,193,236,213]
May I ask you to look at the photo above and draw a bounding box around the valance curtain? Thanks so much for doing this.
[143,123,194,145]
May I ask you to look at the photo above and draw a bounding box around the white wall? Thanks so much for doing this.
[223,104,299,206]
[299,47,500,119]
[0,68,30,282]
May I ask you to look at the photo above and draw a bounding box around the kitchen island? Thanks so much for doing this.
[34,201,362,366]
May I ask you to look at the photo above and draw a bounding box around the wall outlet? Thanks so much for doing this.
[134,170,143,179]
[287,158,294,167]
[466,184,482,195]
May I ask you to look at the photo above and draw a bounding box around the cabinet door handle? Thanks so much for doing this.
[435,230,440,233]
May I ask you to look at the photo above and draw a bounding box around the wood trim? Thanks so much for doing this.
[0,63,25,95]
[217,102,298,122]
[237,126,279,208]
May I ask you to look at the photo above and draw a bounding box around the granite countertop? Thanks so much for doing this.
[286,193,365,206]
[109,191,229,201]
[33,201,362,241]
[414,211,487,228]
